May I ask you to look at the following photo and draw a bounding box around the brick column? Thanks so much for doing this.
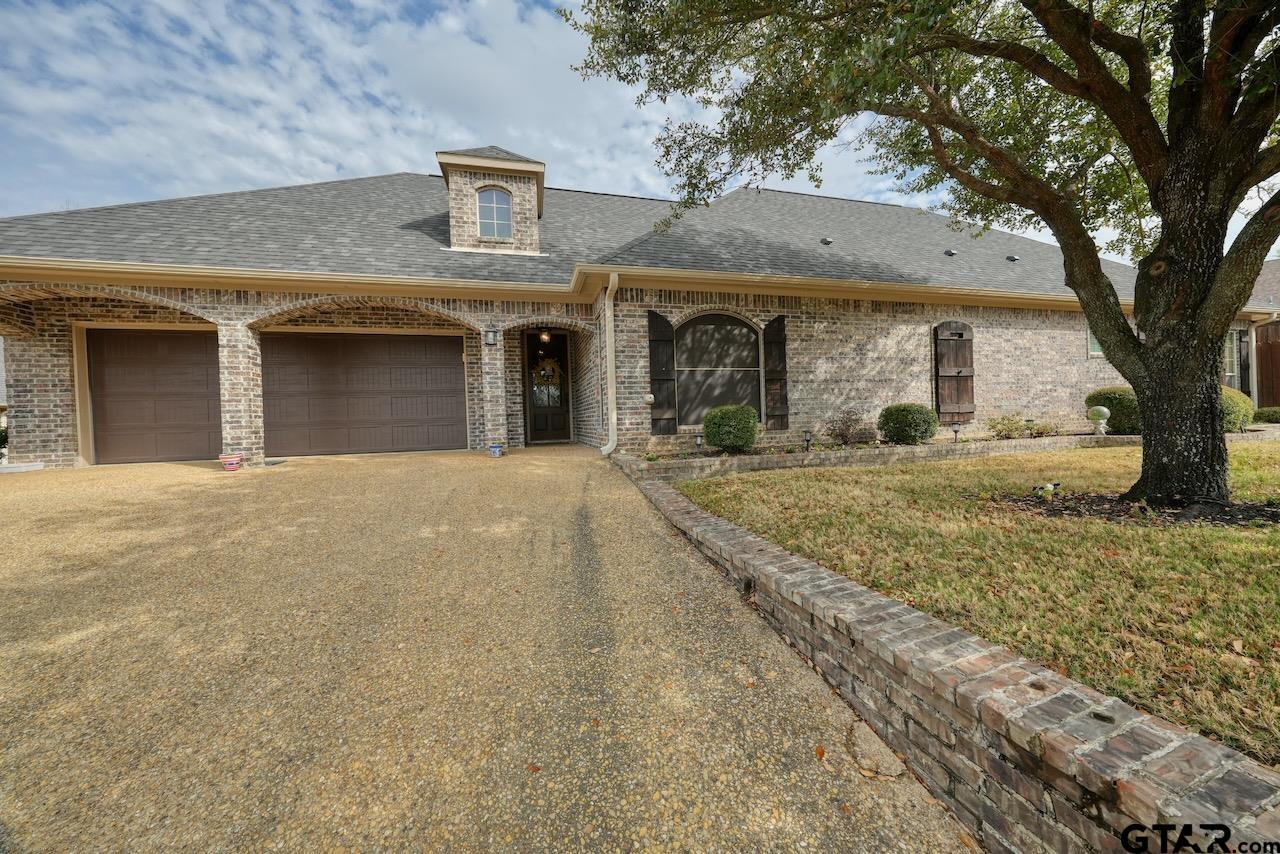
[217,324,264,465]
[480,329,508,449]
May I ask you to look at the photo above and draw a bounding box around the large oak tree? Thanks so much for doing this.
[568,0,1280,506]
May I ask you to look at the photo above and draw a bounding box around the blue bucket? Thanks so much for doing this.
[488,443,504,458]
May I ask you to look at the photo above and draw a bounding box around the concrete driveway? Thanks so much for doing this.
[0,446,966,851]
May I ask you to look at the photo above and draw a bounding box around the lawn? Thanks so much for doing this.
[678,445,1280,766]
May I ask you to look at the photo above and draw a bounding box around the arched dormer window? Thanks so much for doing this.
[674,313,762,426]
[478,188,513,239]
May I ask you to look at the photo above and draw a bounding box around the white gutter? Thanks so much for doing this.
[600,272,621,456]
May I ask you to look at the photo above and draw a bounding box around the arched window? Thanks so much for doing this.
[477,188,512,238]
[674,313,761,425]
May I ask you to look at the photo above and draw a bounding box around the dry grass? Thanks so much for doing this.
[678,445,1280,766]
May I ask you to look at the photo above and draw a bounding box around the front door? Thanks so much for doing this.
[525,331,571,442]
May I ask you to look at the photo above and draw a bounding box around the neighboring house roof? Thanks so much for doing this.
[1254,259,1280,310]
[0,168,1273,311]
[437,145,540,163]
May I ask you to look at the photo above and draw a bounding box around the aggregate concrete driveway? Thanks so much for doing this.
[0,446,968,852]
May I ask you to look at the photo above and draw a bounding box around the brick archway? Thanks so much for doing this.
[245,296,484,332]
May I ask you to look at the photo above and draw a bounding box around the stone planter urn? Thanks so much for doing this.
[1087,405,1110,435]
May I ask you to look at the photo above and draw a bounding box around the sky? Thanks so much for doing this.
[0,0,945,217]
[0,0,1264,265]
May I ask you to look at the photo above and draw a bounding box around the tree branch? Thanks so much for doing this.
[1019,0,1168,191]
[1233,142,1280,207]
[1207,187,1280,346]
[923,34,1092,100]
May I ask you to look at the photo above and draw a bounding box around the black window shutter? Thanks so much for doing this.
[648,311,677,434]
[1238,329,1251,395]
[764,316,789,431]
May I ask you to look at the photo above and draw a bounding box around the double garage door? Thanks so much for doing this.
[88,329,467,464]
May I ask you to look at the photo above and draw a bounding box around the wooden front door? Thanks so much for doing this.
[1258,322,1280,408]
[525,331,571,442]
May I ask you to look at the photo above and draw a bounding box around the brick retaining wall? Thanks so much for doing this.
[616,430,1280,483]
[634,480,1280,853]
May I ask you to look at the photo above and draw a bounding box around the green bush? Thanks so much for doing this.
[1086,385,1254,434]
[986,415,1027,440]
[877,403,939,445]
[702,404,759,453]
[1085,386,1141,435]
[0,424,6,451]
[1029,421,1061,438]
[1255,406,1280,424]
[1222,386,1254,433]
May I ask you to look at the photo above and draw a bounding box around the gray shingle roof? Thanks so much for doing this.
[1254,259,1280,310]
[2,169,1273,310]
[438,146,539,163]
[0,173,668,285]
[606,187,1140,300]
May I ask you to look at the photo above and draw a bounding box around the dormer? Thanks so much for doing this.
[436,146,545,254]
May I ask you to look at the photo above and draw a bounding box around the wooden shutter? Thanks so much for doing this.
[764,316,789,430]
[648,311,677,434]
[934,321,975,424]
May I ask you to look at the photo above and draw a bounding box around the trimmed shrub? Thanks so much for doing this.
[987,415,1028,440]
[825,408,876,445]
[877,403,939,445]
[1086,384,1254,434]
[1222,386,1254,433]
[702,404,759,453]
[1255,406,1280,424]
[1085,386,1141,435]
[1029,421,1061,438]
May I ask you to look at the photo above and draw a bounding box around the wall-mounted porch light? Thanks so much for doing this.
[538,329,552,343]
[483,328,500,346]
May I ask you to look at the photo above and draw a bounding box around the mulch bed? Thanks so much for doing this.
[1004,492,1280,527]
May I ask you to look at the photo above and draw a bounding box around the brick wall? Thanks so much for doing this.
[638,479,1280,853]
[613,288,1124,453]
[0,283,593,466]
[444,169,540,253]
[3,297,211,467]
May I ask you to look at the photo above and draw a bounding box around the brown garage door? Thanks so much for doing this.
[88,329,221,464]
[262,332,467,457]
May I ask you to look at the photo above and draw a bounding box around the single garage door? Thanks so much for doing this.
[87,329,222,464]
[262,332,467,457]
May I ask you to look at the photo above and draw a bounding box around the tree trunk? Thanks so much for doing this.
[1124,353,1230,506]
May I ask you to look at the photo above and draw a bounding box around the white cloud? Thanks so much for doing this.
[0,0,1192,264]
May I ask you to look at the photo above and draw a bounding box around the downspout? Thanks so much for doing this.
[600,272,620,456]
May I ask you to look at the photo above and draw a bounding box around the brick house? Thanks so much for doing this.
[0,145,1275,468]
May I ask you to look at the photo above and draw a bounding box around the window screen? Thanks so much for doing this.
[674,314,761,425]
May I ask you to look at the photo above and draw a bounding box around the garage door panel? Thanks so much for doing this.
[346,365,388,389]
[262,333,467,457]
[154,430,220,458]
[89,330,221,464]
[265,364,310,393]
[153,398,217,426]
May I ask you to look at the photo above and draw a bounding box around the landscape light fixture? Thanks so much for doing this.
[695,433,704,451]
[952,424,961,443]
[803,429,813,452]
